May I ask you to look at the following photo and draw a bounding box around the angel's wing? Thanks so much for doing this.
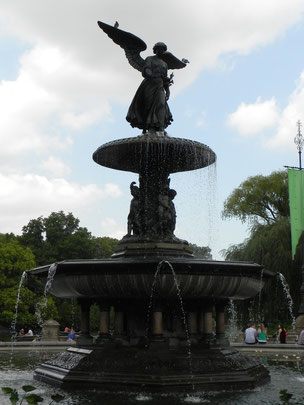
[97,21,147,72]
[160,52,189,70]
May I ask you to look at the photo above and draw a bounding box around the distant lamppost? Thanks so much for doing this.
[294,120,304,170]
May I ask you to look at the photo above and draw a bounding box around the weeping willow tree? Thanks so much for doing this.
[222,171,301,329]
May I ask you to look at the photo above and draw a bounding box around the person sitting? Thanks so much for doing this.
[26,329,33,336]
[67,329,76,341]
[64,326,71,334]
[297,328,304,345]
[257,323,267,344]
[244,322,258,344]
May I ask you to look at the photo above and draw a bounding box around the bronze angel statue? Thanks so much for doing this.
[98,21,189,134]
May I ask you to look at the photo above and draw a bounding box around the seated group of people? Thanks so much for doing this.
[19,328,34,337]
[244,323,289,344]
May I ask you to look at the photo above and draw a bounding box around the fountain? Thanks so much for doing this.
[28,21,274,391]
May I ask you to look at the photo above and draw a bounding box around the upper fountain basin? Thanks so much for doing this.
[29,258,274,301]
[93,134,216,174]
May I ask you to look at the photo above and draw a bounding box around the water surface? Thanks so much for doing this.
[0,350,303,404]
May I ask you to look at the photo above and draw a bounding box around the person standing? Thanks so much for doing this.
[278,324,287,344]
[244,322,258,344]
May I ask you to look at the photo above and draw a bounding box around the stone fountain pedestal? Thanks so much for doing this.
[34,342,269,391]
[30,133,274,391]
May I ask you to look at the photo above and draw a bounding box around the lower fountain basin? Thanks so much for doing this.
[29,258,273,300]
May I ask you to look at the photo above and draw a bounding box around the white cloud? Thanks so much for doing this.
[40,156,72,177]
[0,0,303,160]
[0,173,122,234]
[227,71,304,149]
[227,97,280,136]
[100,217,125,239]
[265,72,304,149]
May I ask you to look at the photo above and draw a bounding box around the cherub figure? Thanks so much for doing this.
[98,21,189,134]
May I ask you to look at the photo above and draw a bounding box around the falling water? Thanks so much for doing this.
[277,272,296,330]
[206,162,218,256]
[145,262,161,345]
[158,260,194,390]
[225,299,239,343]
[10,271,27,341]
[248,299,255,322]
[257,268,264,323]
[35,263,58,332]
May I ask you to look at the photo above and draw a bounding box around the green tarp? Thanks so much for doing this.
[288,168,304,258]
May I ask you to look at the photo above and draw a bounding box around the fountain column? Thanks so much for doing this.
[114,310,124,335]
[113,302,128,344]
[77,298,93,346]
[152,303,164,341]
[200,300,214,346]
[96,301,110,344]
[187,302,198,342]
[215,300,229,346]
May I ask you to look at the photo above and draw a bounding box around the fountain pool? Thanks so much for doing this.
[1,350,304,404]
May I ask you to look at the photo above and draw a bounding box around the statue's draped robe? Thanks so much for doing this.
[126,55,173,131]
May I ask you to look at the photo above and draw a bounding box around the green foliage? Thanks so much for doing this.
[189,244,212,259]
[0,239,36,288]
[53,298,80,330]
[93,236,119,258]
[2,387,18,405]
[35,296,60,324]
[279,389,304,404]
[0,212,119,332]
[20,211,95,264]
[222,171,289,226]
[222,170,302,326]
[0,239,37,326]
[50,394,65,404]
[19,211,119,265]
[0,286,37,325]
[2,385,64,404]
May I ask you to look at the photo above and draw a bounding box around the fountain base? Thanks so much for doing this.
[34,342,269,391]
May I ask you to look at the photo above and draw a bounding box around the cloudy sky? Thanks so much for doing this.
[1,0,304,259]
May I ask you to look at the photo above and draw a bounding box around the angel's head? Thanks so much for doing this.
[153,42,167,55]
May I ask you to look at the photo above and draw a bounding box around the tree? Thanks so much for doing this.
[19,211,96,265]
[222,171,289,226]
[222,170,301,328]
[0,238,37,326]
[19,212,120,331]
[189,244,212,259]
[93,236,119,258]
[20,211,120,265]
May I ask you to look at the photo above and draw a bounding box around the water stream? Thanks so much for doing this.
[277,272,296,331]
[225,299,239,343]
[10,271,28,342]
[153,260,194,390]
[257,268,264,324]
[35,263,58,333]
